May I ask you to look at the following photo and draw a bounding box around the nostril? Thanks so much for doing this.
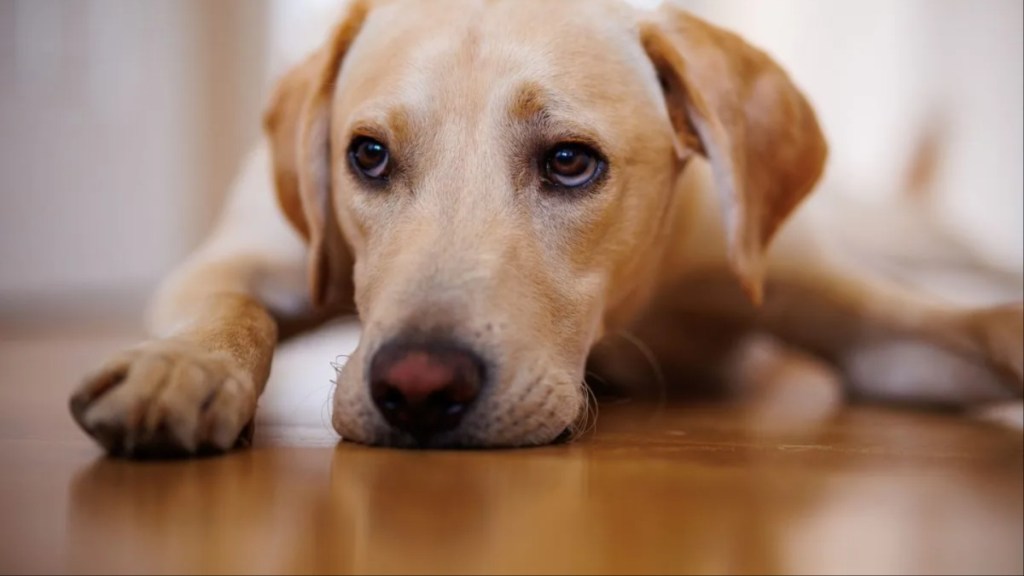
[426,389,470,418]
[554,427,574,444]
[376,386,406,413]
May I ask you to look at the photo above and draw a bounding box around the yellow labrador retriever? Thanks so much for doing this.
[70,0,1022,455]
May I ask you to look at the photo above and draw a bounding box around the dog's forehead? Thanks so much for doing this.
[335,0,658,119]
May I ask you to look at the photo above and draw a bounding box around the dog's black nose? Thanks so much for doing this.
[369,341,485,442]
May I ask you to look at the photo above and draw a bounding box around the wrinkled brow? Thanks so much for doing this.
[508,82,558,122]
[344,104,417,149]
[506,82,609,150]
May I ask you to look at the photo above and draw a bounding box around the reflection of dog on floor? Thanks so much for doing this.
[70,0,1022,456]
[65,404,1023,573]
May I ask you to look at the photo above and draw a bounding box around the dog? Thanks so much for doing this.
[69,0,1023,456]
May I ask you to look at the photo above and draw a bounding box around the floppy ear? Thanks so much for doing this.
[640,7,828,305]
[262,0,370,308]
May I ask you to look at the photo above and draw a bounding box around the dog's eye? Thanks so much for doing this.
[543,143,603,189]
[349,137,390,180]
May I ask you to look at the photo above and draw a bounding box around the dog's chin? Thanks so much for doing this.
[331,381,586,450]
[332,413,578,450]
[341,426,574,450]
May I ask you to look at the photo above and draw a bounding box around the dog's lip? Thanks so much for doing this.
[343,423,575,451]
[552,427,574,444]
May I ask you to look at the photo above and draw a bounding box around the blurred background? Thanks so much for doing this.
[0,0,1021,332]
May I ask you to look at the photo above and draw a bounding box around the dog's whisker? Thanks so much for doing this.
[581,373,602,430]
[582,379,601,438]
[615,331,668,404]
[329,354,352,373]
[584,369,609,389]
[320,379,338,432]
[564,377,600,441]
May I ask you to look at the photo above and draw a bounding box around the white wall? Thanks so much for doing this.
[0,0,197,298]
[0,0,267,317]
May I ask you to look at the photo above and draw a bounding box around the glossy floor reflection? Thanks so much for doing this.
[0,329,1021,575]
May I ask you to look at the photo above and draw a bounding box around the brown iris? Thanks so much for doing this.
[349,137,390,179]
[544,143,602,188]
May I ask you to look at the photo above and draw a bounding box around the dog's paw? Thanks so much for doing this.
[70,340,258,457]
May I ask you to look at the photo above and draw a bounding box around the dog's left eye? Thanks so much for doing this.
[349,137,391,180]
[543,143,603,189]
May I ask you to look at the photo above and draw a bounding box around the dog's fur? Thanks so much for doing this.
[70,0,1022,455]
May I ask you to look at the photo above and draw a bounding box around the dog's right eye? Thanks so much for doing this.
[349,137,391,180]
[541,143,605,191]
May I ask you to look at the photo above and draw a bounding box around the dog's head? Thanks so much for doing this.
[264,0,827,447]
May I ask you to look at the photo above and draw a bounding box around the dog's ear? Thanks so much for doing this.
[262,0,370,308]
[640,7,828,304]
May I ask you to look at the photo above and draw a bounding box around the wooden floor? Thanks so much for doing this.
[0,326,1021,575]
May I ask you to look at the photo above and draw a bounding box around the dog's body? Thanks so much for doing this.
[70,0,1022,456]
